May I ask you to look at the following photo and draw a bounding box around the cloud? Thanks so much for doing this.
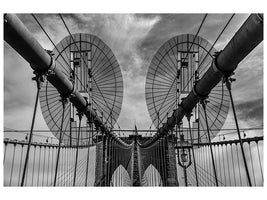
[75,14,161,77]
[4,44,35,109]
[3,44,51,134]
[4,14,263,137]
[236,98,263,126]
[64,14,162,130]
[4,14,161,133]
[223,43,264,130]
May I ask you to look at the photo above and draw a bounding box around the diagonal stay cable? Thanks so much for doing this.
[173,14,236,101]
[31,14,88,93]
[58,14,111,118]
[59,14,125,142]
[195,162,225,186]
[151,14,208,128]
[151,14,236,132]
[197,14,235,71]
[91,95,125,136]
[182,14,208,65]
[58,14,125,138]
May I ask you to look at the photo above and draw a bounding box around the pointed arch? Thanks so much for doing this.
[110,165,132,186]
[141,164,163,186]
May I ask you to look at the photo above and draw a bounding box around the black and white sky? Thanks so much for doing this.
[4,13,263,138]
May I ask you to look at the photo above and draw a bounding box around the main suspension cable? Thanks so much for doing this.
[152,14,236,129]
[152,14,208,132]
[58,14,124,136]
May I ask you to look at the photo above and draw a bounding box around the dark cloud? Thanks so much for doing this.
[231,43,263,105]
[137,14,250,78]
[4,14,263,132]
[236,98,263,126]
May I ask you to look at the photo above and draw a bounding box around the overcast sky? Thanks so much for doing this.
[4,13,263,139]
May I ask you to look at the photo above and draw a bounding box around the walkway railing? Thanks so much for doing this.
[176,136,263,186]
[3,129,263,187]
[3,138,96,186]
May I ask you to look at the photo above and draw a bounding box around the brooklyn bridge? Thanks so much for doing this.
[3,13,263,187]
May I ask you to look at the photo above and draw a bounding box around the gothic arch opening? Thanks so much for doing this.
[141,164,163,186]
[110,165,131,186]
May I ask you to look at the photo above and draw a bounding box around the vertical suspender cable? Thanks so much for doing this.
[150,155,153,186]
[53,99,67,186]
[217,143,222,184]
[85,44,93,186]
[154,147,157,186]
[230,144,237,186]
[155,147,158,186]
[18,144,24,186]
[9,144,16,186]
[164,138,168,186]
[115,145,118,186]
[225,144,231,186]
[183,161,188,186]
[151,155,154,186]
[256,141,263,182]
[201,100,218,186]
[4,142,7,164]
[105,137,111,186]
[187,115,199,186]
[113,142,116,186]
[73,114,82,186]
[199,146,205,185]
[21,75,42,186]
[160,139,166,185]
[69,147,73,185]
[61,149,66,186]
[107,138,111,186]
[37,146,42,186]
[42,146,46,186]
[58,146,63,186]
[221,144,226,185]
[31,146,37,186]
[114,141,116,186]
[163,136,168,186]
[178,125,188,186]
[225,78,252,186]
[51,146,54,185]
[248,143,256,186]
[203,146,209,185]
[101,133,106,186]
[156,144,161,186]
[85,121,92,186]
[109,138,112,186]
[47,146,51,186]
[67,147,70,185]
[25,149,30,186]
[174,124,179,186]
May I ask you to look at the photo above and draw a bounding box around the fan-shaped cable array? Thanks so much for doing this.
[40,33,123,145]
[145,34,230,142]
